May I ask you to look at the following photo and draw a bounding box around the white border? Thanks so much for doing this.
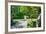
[8,2,44,32]
[9,0,44,2]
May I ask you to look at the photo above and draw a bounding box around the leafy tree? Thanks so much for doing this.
[11,5,41,28]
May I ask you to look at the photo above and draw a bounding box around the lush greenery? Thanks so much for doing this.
[11,5,41,28]
[11,5,41,19]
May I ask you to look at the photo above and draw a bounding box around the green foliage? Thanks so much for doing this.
[27,19,36,28]
[11,5,41,19]
[27,19,33,28]
[11,5,41,28]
